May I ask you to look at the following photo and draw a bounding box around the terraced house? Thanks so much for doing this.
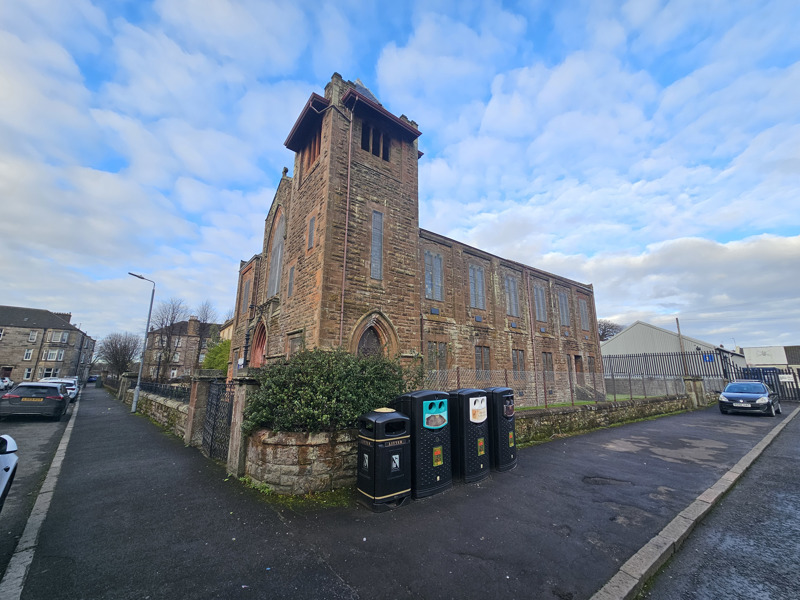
[0,305,95,383]
[229,74,604,406]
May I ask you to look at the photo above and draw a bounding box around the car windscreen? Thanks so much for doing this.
[726,383,766,394]
[10,385,61,397]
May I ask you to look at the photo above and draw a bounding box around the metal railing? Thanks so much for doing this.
[129,380,191,402]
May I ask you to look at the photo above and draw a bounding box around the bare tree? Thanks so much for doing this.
[97,332,142,377]
[194,299,219,366]
[598,319,624,341]
[223,306,235,322]
[150,298,190,381]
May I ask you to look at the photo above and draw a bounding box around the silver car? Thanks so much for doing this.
[1,434,18,513]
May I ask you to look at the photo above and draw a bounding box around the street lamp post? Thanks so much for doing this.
[128,272,155,413]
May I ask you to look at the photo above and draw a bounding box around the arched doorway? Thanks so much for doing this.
[250,322,266,368]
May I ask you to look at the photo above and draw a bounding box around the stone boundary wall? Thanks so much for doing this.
[242,396,698,496]
[121,388,189,439]
[515,396,690,444]
[244,429,359,495]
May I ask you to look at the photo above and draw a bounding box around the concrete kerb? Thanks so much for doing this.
[590,405,800,600]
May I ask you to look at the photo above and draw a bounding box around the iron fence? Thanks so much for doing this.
[129,380,191,402]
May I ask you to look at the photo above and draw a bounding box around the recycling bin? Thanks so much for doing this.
[391,390,452,498]
[356,408,412,512]
[485,387,517,472]
[448,389,490,483]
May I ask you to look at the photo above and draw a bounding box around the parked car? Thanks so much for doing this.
[39,378,78,402]
[0,434,18,514]
[718,380,782,416]
[1,378,13,390]
[1,382,68,420]
[87,375,98,383]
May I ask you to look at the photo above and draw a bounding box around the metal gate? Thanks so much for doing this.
[202,381,234,461]
[733,366,800,401]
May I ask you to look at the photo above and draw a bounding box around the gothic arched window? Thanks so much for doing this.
[357,326,382,356]
[266,213,285,298]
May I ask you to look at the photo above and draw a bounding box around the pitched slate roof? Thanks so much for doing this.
[0,305,78,330]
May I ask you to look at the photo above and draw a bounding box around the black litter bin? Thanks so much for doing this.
[448,389,490,483]
[485,387,517,472]
[356,408,412,512]
[391,390,452,498]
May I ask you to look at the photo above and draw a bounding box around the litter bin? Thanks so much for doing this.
[356,408,412,512]
[448,389,490,483]
[391,390,452,498]
[485,387,517,472]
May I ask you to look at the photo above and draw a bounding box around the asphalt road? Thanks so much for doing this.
[0,399,73,575]
[637,401,800,600]
[1,386,794,599]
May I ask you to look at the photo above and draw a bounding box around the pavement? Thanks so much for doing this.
[1,385,796,600]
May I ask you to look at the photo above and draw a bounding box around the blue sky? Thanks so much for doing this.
[1,0,798,349]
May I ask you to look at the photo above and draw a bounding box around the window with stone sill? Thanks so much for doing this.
[29,330,37,342]
[23,349,33,360]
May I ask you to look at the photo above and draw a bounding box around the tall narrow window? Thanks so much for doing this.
[475,346,490,379]
[512,349,524,380]
[533,283,547,322]
[287,266,295,298]
[425,250,444,301]
[29,330,37,342]
[23,349,32,360]
[469,264,486,310]
[505,275,520,317]
[557,290,571,327]
[427,341,447,371]
[361,121,391,162]
[266,214,286,297]
[307,216,315,250]
[579,298,590,331]
[542,352,554,383]
[240,279,251,317]
[371,210,383,280]
[588,356,595,374]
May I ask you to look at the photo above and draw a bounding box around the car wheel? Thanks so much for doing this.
[768,402,776,417]
[719,404,728,414]
[776,401,782,415]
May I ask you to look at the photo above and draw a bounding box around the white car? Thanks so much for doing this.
[39,378,78,401]
[0,378,13,391]
[0,435,18,513]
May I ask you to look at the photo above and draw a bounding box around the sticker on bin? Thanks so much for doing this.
[509,431,515,447]
[391,454,400,472]
[469,396,487,423]
[477,437,485,456]
[423,400,448,429]
[433,445,444,467]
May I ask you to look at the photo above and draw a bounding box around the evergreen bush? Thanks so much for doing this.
[243,348,422,434]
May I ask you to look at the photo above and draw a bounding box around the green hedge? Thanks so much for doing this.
[243,349,421,434]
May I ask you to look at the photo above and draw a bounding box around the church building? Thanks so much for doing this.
[229,74,604,406]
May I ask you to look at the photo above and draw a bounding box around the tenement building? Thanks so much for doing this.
[0,305,95,383]
[143,316,222,381]
[230,74,604,405]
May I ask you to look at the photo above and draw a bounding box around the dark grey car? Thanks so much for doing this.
[718,380,781,416]
[1,382,69,420]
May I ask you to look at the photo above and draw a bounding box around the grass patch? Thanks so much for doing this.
[239,476,356,510]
